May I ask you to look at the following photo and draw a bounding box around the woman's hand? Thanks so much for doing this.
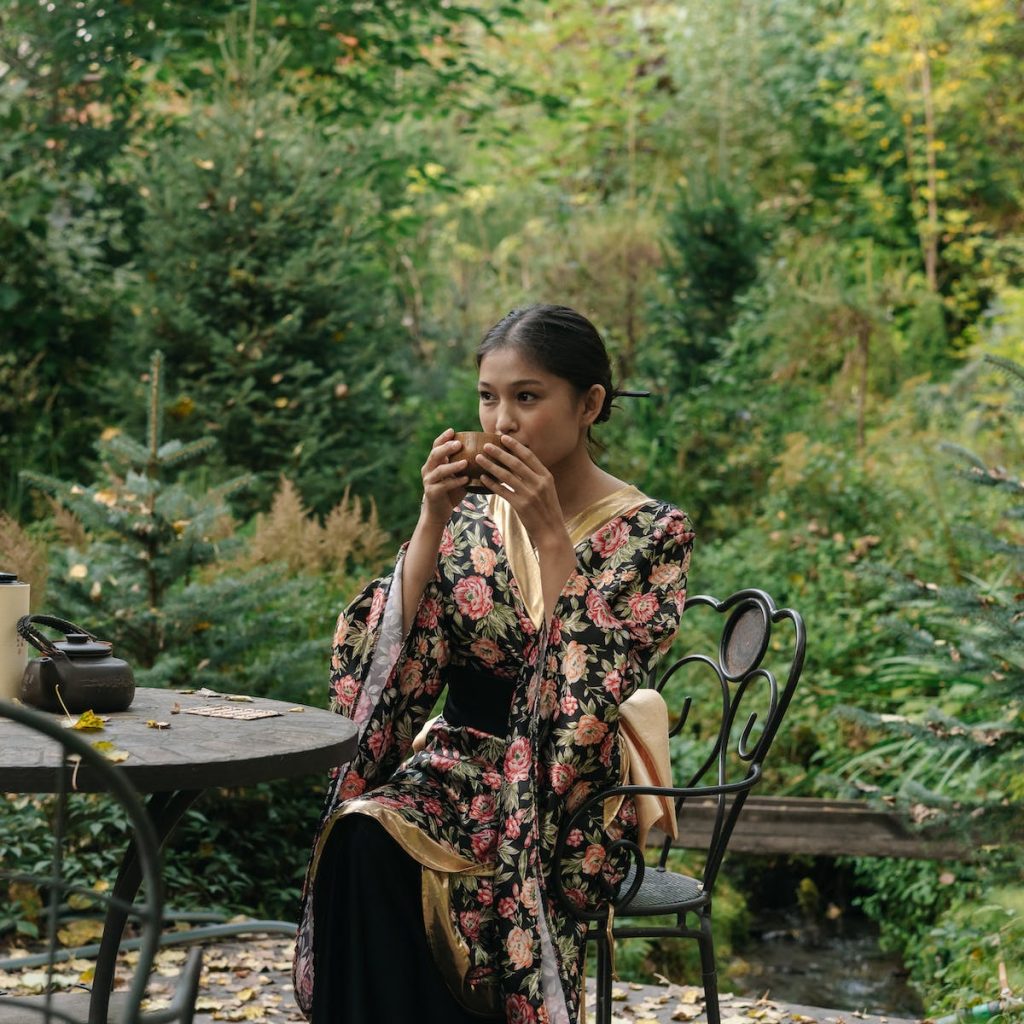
[477,434,576,621]
[476,435,567,550]
[420,428,469,526]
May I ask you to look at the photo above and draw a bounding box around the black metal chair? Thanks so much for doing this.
[0,699,202,1024]
[551,588,806,1024]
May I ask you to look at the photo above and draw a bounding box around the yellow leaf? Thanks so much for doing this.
[91,741,129,762]
[72,710,106,731]
[146,720,171,730]
[57,918,105,947]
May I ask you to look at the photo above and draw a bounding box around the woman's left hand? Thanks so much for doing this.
[477,435,567,549]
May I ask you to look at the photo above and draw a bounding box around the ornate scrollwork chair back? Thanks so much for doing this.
[0,700,201,1024]
[549,589,806,1024]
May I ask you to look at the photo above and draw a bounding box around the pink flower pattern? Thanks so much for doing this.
[293,495,694,1024]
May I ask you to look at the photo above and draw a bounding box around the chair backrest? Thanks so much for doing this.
[0,699,164,1024]
[653,588,806,890]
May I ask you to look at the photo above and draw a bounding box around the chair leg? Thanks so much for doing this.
[593,925,614,1024]
[698,910,720,1024]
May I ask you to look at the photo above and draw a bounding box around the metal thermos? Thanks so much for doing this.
[0,572,31,701]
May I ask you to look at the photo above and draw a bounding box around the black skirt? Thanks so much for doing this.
[311,664,516,1023]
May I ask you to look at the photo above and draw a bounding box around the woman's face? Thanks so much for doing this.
[477,346,601,471]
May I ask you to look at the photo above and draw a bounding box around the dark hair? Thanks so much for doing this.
[476,304,620,425]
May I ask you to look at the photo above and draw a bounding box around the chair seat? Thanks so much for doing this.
[617,865,705,914]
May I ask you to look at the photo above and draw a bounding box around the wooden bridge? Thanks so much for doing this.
[663,795,1005,860]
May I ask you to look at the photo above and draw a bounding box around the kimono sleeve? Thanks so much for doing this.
[546,505,694,721]
[325,542,451,797]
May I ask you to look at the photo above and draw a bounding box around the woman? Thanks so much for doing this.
[293,304,695,1024]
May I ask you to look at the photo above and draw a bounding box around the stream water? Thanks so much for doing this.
[728,907,924,1017]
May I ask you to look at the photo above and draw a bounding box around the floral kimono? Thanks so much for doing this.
[294,485,694,1024]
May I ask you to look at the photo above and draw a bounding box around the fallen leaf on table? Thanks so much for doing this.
[288,707,304,713]
[146,719,171,729]
[92,740,129,762]
[171,702,181,713]
[226,694,254,702]
[672,1005,703,1021]
[70,710,107,731]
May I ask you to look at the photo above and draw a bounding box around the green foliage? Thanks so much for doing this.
[0,792,133,941]
[122,35,411,515]
[17,351,358,704]
[161,778,329,920]
[649,176,769,386]
[844,856,1024,1014]
[22,352,248,670]
[826,356,1024,826]
[915,883,1024,1010]
[0,781,327,938]
[0,136,133,516]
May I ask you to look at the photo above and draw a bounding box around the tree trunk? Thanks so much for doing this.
[917,39,940,292]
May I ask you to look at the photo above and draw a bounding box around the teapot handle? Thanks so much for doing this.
[17,615,99,657]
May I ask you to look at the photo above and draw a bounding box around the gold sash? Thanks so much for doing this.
[489,484,651,630]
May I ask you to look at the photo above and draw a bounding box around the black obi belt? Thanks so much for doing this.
[441,662,517,738]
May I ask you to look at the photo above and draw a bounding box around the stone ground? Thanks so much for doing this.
[0,932,920,1024]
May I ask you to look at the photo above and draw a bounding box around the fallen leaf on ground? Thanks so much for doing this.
[57,918,105,946]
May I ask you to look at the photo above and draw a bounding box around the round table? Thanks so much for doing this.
[0,686,356,793]
[0,687,358,1024]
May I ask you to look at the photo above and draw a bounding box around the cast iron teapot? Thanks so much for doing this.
[18,614,135,713]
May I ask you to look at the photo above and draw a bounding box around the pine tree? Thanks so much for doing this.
[837,355,1024,838]
[19,351,331,699]
[648,175,768,388]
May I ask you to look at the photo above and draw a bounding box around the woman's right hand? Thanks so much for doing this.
[420,428,469,525]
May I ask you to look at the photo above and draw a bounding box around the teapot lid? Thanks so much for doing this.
[55,633,113,658]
